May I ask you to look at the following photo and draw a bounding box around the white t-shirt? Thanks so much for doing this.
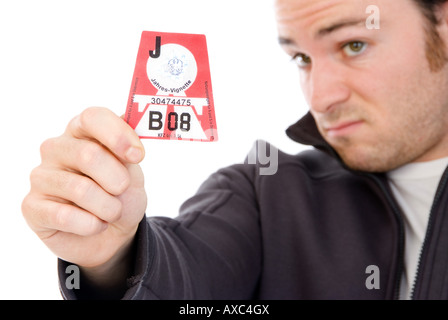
[387,157,448,300]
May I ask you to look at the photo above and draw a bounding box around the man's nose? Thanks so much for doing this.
[305,61,351,114]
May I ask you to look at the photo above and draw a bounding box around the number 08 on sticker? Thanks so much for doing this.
[125,31,218,142]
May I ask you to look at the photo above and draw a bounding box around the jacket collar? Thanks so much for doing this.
[287,112,393,178]
[286,111,340,160]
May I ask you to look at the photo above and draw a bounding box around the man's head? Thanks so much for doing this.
[276,0,448,172]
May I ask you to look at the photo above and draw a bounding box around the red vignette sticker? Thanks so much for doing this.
[125,31,218,142]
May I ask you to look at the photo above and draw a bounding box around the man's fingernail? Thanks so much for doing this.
[126,147,143,163]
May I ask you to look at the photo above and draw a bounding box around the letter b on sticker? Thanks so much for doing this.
[365,265,380,290]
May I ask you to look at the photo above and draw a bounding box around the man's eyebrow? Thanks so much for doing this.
[278,18,367,47]
[278,37,296,46]
[317,19,366,37]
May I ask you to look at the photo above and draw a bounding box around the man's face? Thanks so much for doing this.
[276,0,448,172]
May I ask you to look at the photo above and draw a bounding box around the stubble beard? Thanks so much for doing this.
[331,99,448,173]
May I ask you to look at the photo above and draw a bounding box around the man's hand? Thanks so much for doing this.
[22,107,147,294]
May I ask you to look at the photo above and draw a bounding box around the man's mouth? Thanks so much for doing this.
[323,120,364,138]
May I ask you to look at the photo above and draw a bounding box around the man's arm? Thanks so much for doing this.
[58,163,262,300]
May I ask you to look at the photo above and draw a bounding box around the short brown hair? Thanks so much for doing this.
[413,0,448,23]
[413,0,448,71]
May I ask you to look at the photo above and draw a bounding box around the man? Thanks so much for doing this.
[21,0,448,299]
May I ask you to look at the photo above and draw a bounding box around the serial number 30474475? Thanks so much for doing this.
[150,97,192,106]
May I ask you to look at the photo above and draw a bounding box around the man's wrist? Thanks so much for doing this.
[78,234,137,299]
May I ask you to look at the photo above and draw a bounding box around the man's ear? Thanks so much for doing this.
[436,1,448,43]
[426,1,448,72]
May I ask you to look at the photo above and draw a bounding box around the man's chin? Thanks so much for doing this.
[341,158,389,173]
[336,148,405,173]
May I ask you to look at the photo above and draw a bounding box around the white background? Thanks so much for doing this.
[0,0,309,299]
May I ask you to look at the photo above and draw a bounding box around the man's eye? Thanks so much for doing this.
[342,41,367,57]
[292,53,312,68]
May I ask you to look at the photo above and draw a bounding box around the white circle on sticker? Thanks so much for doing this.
[147,43,197,94]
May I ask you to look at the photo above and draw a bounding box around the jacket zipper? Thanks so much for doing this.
[366,174,406,300]
[409,166,448,300]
